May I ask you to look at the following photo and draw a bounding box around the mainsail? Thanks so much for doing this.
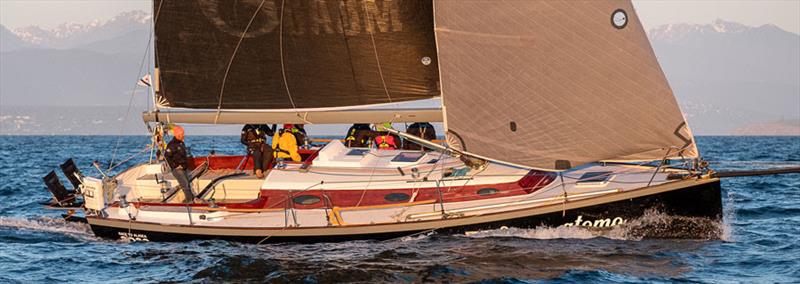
[153,0,439,109]
[434,0,698,170]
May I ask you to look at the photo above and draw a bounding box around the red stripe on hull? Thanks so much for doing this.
[257,171,555,209]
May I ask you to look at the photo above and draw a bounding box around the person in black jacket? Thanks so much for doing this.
[241,124,275,178]
[344,124,373,147]
[404,122,436,150]
[164,125,193,203]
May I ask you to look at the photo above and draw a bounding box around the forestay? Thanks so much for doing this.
[434,0,698,171]
[153,0,439,109]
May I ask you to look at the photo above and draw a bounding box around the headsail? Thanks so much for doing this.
[434,0,698,170]
[153,0,439,109]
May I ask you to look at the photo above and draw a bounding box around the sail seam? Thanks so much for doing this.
[214,0,268,124]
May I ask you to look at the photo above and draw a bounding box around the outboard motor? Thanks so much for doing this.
[42,159,87,224]
[42,171,81,208]
[59,158,84,193]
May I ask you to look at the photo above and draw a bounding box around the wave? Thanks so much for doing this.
[721,190,736,242]
[609,209,725,240]
[0,216,96,241]
[465,225,598,240]
[463,210,727,241]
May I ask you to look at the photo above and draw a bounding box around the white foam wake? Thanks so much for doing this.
[463,210,728,241]
[0,216,95,240]
[465,226,601,240]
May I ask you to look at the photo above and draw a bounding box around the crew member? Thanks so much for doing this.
[374,122,400,150]
[163,125,194,203]
[344,123,373,147]
[241,124,275,178]
[403,122,437,150]
[293,124,309,148]
[273,124,302,162]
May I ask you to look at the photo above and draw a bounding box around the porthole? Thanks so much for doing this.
[477,188,499,196]
[384,192,410,202]
[293,195,321,205]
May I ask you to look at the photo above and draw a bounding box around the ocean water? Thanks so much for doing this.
[0,135,798,283]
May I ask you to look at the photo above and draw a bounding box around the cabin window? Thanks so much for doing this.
[346,149,369,156]
[576,171,615,187]
[477,188,499,196]
[391,152,425,163]
[292,195,321,205]
[384,193,410,202]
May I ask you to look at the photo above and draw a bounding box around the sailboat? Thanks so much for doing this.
[42,0,731,243]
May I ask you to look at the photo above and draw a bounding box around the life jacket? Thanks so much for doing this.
[241,124,268,147]
[345,124,372,147]
[247,129,266,144]
[404,123,436,150]
[345,131,357,144]
[375,134,397,150]
[272,130,301,162]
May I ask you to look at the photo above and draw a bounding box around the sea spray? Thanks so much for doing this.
[461,209,726,241]
[0,216,95,241]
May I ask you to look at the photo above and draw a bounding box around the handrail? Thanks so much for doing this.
[195,172,247,199]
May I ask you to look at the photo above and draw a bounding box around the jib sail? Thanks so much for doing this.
[433,0,698,170]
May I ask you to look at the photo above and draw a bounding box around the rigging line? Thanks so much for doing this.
[355,128,387,207]
[647,148,674,187]
[355,148,383,208]
[336,3,361,101]
[108,25,154,171]
[263,181,324,210]
[146,3,154,112]
[362,0,392,102]
[108,146,151,173]
[278,0,300,117]
[153,0,164,27]
[214,0,268,124]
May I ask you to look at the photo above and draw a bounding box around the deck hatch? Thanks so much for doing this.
[346,149,369,156]
[391,152,425,163]
[576,171,615,187]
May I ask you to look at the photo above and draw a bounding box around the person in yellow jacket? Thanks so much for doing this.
[272,124,302,162]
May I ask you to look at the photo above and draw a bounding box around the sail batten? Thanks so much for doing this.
[433,0,698,170]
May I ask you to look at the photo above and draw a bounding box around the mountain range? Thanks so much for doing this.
[3,10,151,51]
[648,19,799,135]
[1,13,798,135]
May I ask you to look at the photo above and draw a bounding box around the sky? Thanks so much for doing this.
[0,0,799,34]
